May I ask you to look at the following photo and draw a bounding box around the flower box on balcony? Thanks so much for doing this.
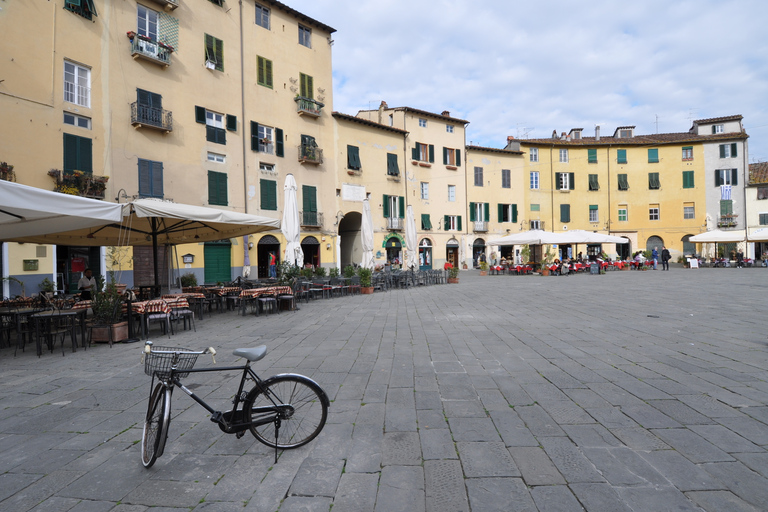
[48,169,108,199]
[128,31,173,67]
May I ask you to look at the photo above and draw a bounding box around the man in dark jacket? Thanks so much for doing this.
[661,247,671,271]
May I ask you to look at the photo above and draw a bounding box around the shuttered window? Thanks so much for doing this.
[648,172,660,190]
[588,174,599,191]
[347,145,361,170]
[63,133,92,173]
[682,170,695,189]
[587,149,597,163]
[299,73,313,99]
[719,143,738,158]
[208,170,228,206]
[260,179,277,210]
[502,169,511,188]
[648,148,659,163]
[618,174,629,190]
[617,149,627,164]
[204,34,224,71]
[138,159,163,198]
[421,214,432,230]
[715,169,738,186]
[303,185,317,217]
[257,56,273,88]
[387,153,399,176]
[560,204,571,223]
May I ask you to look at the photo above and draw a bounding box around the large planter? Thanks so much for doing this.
[479,271,488,276]
[361,286,374,294]
[541,268,551,276]
[447,277,459,284]
[91,321,129,343]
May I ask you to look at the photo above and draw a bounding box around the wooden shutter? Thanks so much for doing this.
[512,204,518,223]
[151,161,163,197]
[387,153,399,175]
[412,145,420,161]
[715,169,722,186]
[588,149,597,163]
[214,37,223,71]
[303,185,317,213]
[226,114,237,132]
[720,145,726,158]
[251,121,260,152]
[648,148,659,163]
[457,216,462,231]
[195,106,206,124]
[617,149,627,163]
[569,172,575,190]
[347,145,361,169]
[205,34,215,63]
[63,133,78,172]
[455,149,461,166]
[443,147,448,165]
[497,204,503,222]
[731,143,738,157]
[444,215,450,231]
[428,145,435,163]
[469,202,476,222]
[560,204,570,223]
[275,128,284,157]
[78,136,92,173]
[421,214,432,230]
[260,179,277,210]
[398,197,405,219]
[484,202,490,222]
[138,159,151,196]
[731,168,738,186]
[555,173,561,189]
[382,195,390,218]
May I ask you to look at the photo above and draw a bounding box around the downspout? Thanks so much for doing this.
[606,145,611,234]
[239,0,248,213]
[743,136,749,256]
[550,146,555,231]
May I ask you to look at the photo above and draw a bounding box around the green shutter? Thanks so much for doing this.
[79,136,92,173]
[512,204,518,223]
[648,148,659,163]
[649,172,660,189]
[683,170,694,189]
[428,145,435,163]
[720,145,726,158]
[421,214,432,230]
[484,202,490,222]
[555,173,561,189]
[589,204,598,210]
[457,216,462,231]
[720,200,733,216]
[618,174,628,190]
[732,168,738,186]
[560,204,570,223]
[63,133,78,172]
[443,147,448,165]
[588,149,597,163]
[347,145,361,170]
[715,169,722,186]
[455,149,460,166]
[444,215,450,230]
[387,153,399,176]
[275,128,284,157]
[260,179,277,210]
[215,37,223,71]
[382,195,390,218]
[195,106,206,124]
[617,149,627,164]
[497,203,503,222]
[208,171,227,206]
[299,73,313,98]
[731,143,738,157]
[398,197,405,219]
[712,126,717,134]
[251,121,260,152]
[469,202,476,222]
[226,114,237,132]
[569,172,575,190]
[589,174,598,191]
[302,185,317,213]
[412,145,420,161]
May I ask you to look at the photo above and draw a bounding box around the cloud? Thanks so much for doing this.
[291,0,768,161]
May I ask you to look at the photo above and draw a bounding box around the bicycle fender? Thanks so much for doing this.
[263,373,330,408]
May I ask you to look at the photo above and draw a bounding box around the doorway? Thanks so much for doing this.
[338,211,361,270]
[418,238,432,270]
[203,241,231,284]
[446,239,459,267]
[57,245,102,294]
[258,235,280,278]
[472,238,486,267]
[301,236,320,268]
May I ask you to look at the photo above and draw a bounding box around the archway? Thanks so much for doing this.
[446,238,459,267]
[301,236,320,268]
[617,237,631,260]
[418,238,432,270]
[472,238,486,267]
[646,236,664,254]
[682,235,695,257]
[257,234,280,278]
[338,211,361,270]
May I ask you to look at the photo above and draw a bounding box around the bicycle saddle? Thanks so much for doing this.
[233,346,267,362]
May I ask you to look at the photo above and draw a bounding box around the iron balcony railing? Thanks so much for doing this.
[130,36,172,66]
[473,221,488,232]
[298,145,323,164]
[387,217,404,231]
[147,0,179,9]
[300,211,323,227]
[131,102,173,132]
[717,215,738,228]
[294,96,324,117]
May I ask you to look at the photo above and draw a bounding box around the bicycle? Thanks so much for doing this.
[140,341,329,468]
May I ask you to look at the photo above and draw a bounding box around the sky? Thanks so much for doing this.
[286,0,768,163]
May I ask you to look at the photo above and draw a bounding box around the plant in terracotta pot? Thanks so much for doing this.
[539,247,554,276]
[90,279,128,345]
[358,267,373,294]
[479,260,489,276]
[446,263,460,283]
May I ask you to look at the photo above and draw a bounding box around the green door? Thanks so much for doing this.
[204,243,231,284]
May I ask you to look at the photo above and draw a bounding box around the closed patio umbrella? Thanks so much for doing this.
[361,199,375,270]
[242,235,251,278]
[405,205,417,271]
[281,174,303,268]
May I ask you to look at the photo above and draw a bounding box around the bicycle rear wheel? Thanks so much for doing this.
[244,375,328,449]
[142,382,171,467]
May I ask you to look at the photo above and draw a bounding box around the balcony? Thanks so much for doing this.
[131,102,173,133]
[47,169,108,200]
[298,145,323,165]
[387,217,404,231]
[300,211,323,228]
[128,33,173,67]
[717,214,738,228]
[473,221,488,232]
[294,96,324,117]
[147,0,179,10]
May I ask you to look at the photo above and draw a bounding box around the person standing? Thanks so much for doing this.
[77,268,97,300]
[268,252,277,279]
[661,246,671,271]
[652,247,659,270]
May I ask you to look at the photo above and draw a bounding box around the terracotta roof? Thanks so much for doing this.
[333,112,408,135]
[693,115,743,125]
[466,145,523,156]
[749,162,768,185]
[358,106,470,125]
[518,130,748,147]
[262,0,336,34]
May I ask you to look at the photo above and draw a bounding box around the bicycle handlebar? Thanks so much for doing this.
[142,341,217,364]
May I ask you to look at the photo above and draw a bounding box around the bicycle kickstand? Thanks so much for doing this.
[273,418,281,464]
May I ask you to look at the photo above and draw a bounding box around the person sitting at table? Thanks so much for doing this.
[77,268,96,300]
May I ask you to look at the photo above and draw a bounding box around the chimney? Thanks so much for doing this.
[441,110,450,117]
[595,125,600,141]
[507,136,515,142]
[561,131,567,140]
[552,130,558,139]
[378,101,387,124]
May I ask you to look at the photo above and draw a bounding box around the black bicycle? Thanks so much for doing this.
[140,341,329,468]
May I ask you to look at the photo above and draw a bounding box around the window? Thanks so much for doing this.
[443,147,460,167]
[446,125,453,133]
[260,179,277,210]
[617,149,627,164]
[258,125,274,154]
[502,169,511,189]
[257,56,273,88]
[299,73,313,99]
[560,204,571,223]
[448,185,456,202]
[255,3,270,29]
[618,206,628,222]
[720,200,733,216]
[648,148,659,163]
[138,159,163,198]
[683,203,695,219]
[683,170,695,189]
[589,205,598,223]
[648,172,660,190]
[250,122,283,156]
[712,124,724,134]
[588,149,597,163]
[208,0,224,5]
[559,149,568,163]
[64,61,90,107]
[299,24,311,47]
[383,195,405,219]
[64,0,97,20]
[715,169,738,186]
[137,5,159,41]
[530,204,540,211]
[387,153,399,176]
[135,89,164,128]
[444,215,461,231]
[347,145,361,170]
[469,202,489,224]
[259,162,275,173]
[530,148,539,162]
[208,170,228,206]
[682,146,693,161]
[760,213,768,225]
[757,187,768,200]
[498,204,518,223]
[619,129,632,138]
[420,182,429,200]
[474,167,483,187]
[63,133,92,173]
[530,220,542,230]
[63,112,91,129]
[556,172,574,190]
[649,204,660,221]
[618,173,629,190]
[204,109,226,145]
[412,143,434,163]
[530,171,539,189]
[388,114,394,127]
[421,214,432,230]
[204,34,224,71]
[588,174,599,191]
[207,152,225,163]
[419,118,427,128]
[720,143,738,158]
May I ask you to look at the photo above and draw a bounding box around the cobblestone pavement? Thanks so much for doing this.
[0,266,767,511]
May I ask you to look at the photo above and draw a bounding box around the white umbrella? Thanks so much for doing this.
[405,205,418,271]
[488,229,571,246]
[689,229,746,243]
[564,230,629,244]
[361,199,375,269]
[281,174,303,267]
[336,235,341,272]
[242,235,251,278]
[748,228,768,242]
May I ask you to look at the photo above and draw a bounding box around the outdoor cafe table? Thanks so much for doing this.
[238,286,292,315]
[125,299,173,339]
[30,309,88,356]
[0,307,41,352]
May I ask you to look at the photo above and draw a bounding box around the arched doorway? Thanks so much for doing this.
[301,236,320,268]
[472,238,486,267]
[418,238,432,270]
[446,238,459,267]
[646,236,664,254]
[682,235,695,257]
[384,236,402,266]
[617,237,631,260]
[257,235,280,278]
[338,211,361,270]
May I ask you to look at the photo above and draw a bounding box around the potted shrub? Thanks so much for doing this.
[359,267,373,294]
[329,267,340,278]
[314,266,327,278]
[343,265,356,278]
[446,263,460,284]
[479,261,489,276]
[90,280,128,344]
[180,272,198,288]
[539,247,554,276]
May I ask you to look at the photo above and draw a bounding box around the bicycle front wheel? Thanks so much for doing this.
[244,375,329,449]
[141,382,171,467]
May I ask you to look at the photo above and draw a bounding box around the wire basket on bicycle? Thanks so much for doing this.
[144,346,199,380]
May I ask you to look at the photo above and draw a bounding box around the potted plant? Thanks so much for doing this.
[0,162,15,182]
[539,247,554,276]
[343,265,356,278]
[329,267,340,278]
[314,266,327,278]
[39,277,55,296]
[358,267,373,294]
[446,263,460,283]
[90,279,128,344]
[479,260,489,276]
[180,272,198,288]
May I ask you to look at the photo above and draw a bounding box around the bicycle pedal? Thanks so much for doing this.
[210,411,223,423]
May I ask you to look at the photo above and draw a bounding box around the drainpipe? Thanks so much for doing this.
[239,0,248,213]
[606,145,611,234]
[550,146,555,231]
[743,136,749,257]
